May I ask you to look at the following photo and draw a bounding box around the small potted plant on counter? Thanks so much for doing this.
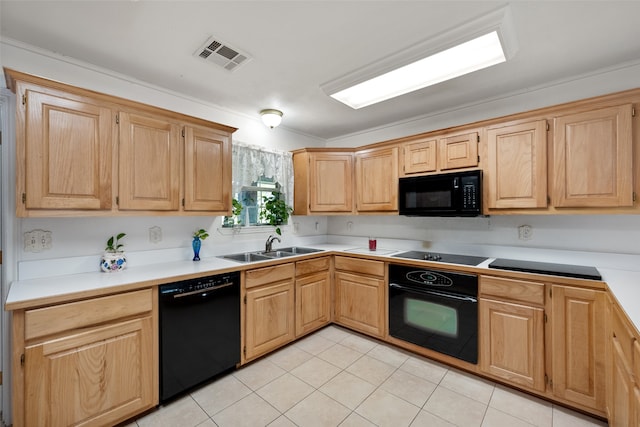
[101,233,127,272]
[192,228,209,261]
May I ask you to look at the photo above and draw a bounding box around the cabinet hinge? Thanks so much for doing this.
[476,134,480,143]
[21,94,26,106]
[547,196,551,205]
[243,295,247,304]
[544,312,548,323]
[633,107,636,117]
[633,192,637,202]
[477,155,480,163]
[22,193,26,204]
[116,196,119,206]
[182,129,185,138]
[243,346,246,356]
[546,121,550,131]
[20,354,25,367]
[549,288,552,298]
[115,114,119,124]
[182,198,185,207]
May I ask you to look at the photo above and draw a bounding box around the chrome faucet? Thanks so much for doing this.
[265,235,281,252]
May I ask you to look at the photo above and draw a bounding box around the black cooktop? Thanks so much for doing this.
[488,258,602,280]
[392,251,489,266]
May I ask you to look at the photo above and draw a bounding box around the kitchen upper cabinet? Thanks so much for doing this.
[16,81,114,215]
[479,275,546,392]
[118,111,181,211]
[334,256,385,338]
[486,120,548,209]
[6,68,236,217]
[355,146,399,212]
[400,131,479,176]
[295,257,331,337]
[553,104,633,208]
[244,263,295,362]
[183,125,232,212]
[293,150,354,214]
[14,289,157,427]
[550,285,606,412]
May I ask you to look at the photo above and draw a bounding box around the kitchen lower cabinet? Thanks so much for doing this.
[243,263,295,362]
[334,256,385,338]
[295,257,331,337]
[550,285,606,412]
[479,276,546,392]
[13,289,157,427]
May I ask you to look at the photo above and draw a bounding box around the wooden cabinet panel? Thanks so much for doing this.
[401,137,437,175]
[184,125,231,212]
[309,152,354,213]
[25,316,155,426]
[610,338,634,427]
[245,280,295,360]
[334,271,384,337]
[334,256,384,277]
[296,271,331,337]
[551,286,605,411]
[355,146,399,212]
[118,111,181,210]
[22,87,113,212]
[553,104,633,207]
[480,275,545,306]
[479,298,545,391]
[486,120,548,209]
[439,132,478,170]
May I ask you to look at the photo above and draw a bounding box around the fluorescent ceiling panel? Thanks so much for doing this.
[330,31,506,109]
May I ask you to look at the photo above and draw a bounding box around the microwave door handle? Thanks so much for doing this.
[389,283,477,303]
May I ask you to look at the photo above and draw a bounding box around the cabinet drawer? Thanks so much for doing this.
[479,275,544,306]
[296,256,330,277]
[246,263,295,289]
[24,289,153,341]
[335,256,384,277]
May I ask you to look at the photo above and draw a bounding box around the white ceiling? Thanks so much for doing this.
[2,1,640,140]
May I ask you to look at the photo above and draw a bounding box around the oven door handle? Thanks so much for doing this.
[389,282,477,303]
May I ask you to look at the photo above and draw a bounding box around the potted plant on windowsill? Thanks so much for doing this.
[101,233,127,272]
[260,192,293,236]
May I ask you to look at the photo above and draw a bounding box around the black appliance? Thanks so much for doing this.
[388,264,478,364]
[159,271,240,402]
[488,258,602,280]
[398,170,482,217]
[392,251,488,266]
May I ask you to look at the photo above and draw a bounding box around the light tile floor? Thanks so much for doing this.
[128,326,608,427]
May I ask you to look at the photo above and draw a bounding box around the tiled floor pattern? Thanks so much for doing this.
[129,326,608,427]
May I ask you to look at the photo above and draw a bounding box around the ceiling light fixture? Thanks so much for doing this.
[260,109,283,128]
[321,6,518,110]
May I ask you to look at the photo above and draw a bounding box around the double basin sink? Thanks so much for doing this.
[222,247,323,263]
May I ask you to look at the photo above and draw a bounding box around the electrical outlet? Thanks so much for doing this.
[518,225,533,240]
[24,229,52,252]
[149,226,162,243]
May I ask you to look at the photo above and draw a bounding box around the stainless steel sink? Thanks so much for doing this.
[221,247,323,263]
[222,252,272,263]
[277,247,323,254]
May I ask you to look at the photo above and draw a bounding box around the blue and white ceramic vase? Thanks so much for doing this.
[101,252,127,272]
[192,237,201,261]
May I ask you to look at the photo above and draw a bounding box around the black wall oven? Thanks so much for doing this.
[388,264,478,364]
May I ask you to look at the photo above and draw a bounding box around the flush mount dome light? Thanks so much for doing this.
[260,109,283,128]
[321,5,518,109]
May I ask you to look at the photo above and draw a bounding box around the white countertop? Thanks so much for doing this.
[6,243,640,333]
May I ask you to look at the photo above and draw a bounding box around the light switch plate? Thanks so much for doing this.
[24,229,52,252]
[149,226,162,243]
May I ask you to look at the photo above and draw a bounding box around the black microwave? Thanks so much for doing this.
[398,170,482,216]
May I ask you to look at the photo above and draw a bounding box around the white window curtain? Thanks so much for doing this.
[232,143,294,207]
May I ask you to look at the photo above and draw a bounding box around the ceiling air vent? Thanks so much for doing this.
[195,37,251,72]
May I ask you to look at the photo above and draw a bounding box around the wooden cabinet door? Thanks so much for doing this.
[296,270,331,337]
[486,120,548,209]
[610,338,634,427]
[355,146,399,212]
[553,104,633,207]
[184,125,231,212]
[22,88,113,212]
[401,137,437,175]
[438,132,478,170]
[334,271,384,337]
[551,285,605,411]
[308,152,354,213]
[479,298,545,391]
[24,316,155,426]
[245,280,295,360]
[118,111,180,210]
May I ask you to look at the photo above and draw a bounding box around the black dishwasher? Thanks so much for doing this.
[159,271,240,402]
